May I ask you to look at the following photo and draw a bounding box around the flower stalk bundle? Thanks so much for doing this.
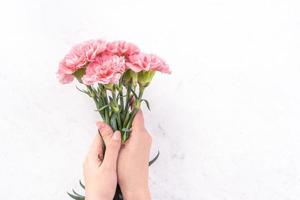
[57,39,170,199]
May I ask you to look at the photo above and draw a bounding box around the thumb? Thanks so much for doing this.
[132,109,145,131]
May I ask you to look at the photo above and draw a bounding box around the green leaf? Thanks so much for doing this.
[72,189,84,198]
[110,113,118,131]
[149,150,160,166]
[141,99,151,111]
[130,88,138,98]
[76,86,90,96]
[79,180,85,189]
[67,192,84,200]
[95,105,109,112]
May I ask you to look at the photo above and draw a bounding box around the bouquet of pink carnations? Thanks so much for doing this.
[57,39,170,199]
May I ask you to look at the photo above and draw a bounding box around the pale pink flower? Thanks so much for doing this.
[58,46,87,75]
[57,69,74,84]
[57,39,107,84]
[82,55,126,85]
[82,39,107,62]
[127,53,171,74]
[126,53,150,72]
[106,41,140,57]
[147,54,171,74]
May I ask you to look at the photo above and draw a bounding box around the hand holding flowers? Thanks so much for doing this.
[83,111,151,200]
[58,39,170,199]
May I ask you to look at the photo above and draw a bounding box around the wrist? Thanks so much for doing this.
[122,186,151,200]
[85,192,110,200]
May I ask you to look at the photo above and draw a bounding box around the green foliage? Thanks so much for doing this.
[67,180,85,200]
[141,99,151,111]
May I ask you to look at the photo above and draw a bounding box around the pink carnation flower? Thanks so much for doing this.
[83,39,107,62]
[127,53,171,74]
[57,39,107,84]
[57,69,74,84]
[106,41,140,57]
[58,47,87,75]
[82,55,126,85]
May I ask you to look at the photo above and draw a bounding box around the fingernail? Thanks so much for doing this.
[96,121,105,130]
[113,131,120,140]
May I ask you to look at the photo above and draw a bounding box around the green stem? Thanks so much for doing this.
[125,108,138,129]
[117,114,122,130]
[112,87,122,130]
[102,89,110,124]
[123,112,130,129]
[112,87,116,100]
[87,85,105,120]
[119,84,124,112]
[123,86,145,142]
[123,83,132,127]
[124,82,131,114]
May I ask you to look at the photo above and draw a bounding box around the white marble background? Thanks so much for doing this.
[0,0,300,199]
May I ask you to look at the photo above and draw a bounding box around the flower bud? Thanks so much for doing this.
[138,70,155,87]
[122,69,138,86]
[104,83,114,90]
[73,67,86,83]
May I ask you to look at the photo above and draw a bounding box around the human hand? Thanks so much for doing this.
[118,110,152,200]
[83,125,121,200]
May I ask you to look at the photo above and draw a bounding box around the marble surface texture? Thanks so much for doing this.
[0,0,300,199]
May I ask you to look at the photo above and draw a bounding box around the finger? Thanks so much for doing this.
[132,109,145,131]
[102,131,121,170]
[96,121,121,169]
[87,133,104,162]
[96,121,113,145]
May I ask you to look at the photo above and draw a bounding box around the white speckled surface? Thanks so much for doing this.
[1,0,300,199]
